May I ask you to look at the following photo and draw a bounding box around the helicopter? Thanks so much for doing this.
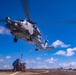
[0,0,55,51]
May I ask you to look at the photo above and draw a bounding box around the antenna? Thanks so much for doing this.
[21,54,23,59]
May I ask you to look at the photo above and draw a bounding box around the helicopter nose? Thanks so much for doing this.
[6,17,10,20]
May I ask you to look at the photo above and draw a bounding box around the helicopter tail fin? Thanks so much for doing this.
[44,40,48,47]
[35,40,55,51]
[44,40,55,50]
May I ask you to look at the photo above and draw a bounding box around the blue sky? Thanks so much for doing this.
[0,0,76,69]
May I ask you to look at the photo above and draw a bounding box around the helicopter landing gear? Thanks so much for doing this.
[14,37,18,42]
[35,48,38,51]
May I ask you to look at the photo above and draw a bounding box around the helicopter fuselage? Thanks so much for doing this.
[5,20,42,45]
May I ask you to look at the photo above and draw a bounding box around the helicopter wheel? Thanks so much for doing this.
[14,37,18,42]
[35,48,38,51]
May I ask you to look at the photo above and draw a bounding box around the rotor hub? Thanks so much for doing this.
[27,19,37,24]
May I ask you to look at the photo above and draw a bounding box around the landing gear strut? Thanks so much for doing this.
[14,37,18,42]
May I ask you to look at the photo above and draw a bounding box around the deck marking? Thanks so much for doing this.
[10,72,20,75]
[42,70,49,73]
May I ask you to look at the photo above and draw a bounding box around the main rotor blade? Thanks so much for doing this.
[0,19,6,22]
[22,0,30,20]
[38,20,76,24]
